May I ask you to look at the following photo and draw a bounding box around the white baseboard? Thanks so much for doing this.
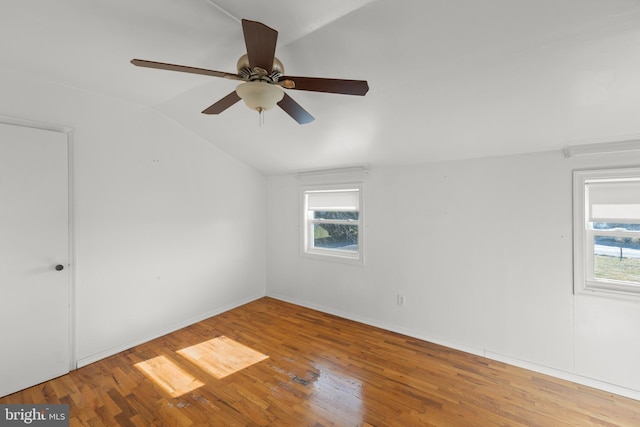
[483,351,640,402]
[267,292,485,355]
[267,292,640,402]
[75,293,264,368]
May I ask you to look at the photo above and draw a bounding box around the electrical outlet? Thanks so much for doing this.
[397,294,406,306]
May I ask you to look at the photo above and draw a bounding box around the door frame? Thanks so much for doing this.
[0,115,76,371]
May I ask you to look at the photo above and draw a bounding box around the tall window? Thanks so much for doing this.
[302,184,363,263]
[574,168,640,297]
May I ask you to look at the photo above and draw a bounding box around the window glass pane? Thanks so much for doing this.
[594,235,640,284]
[594,255,640,284]
[313,223,358,251]
[592,222,640,231]
[313,211,359,220]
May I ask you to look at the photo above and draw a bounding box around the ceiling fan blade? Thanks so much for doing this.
[242,19,278,72]
[277,93,314,124]
[280,76,369,96]
[131,59,242,80]
[201,91,241,114]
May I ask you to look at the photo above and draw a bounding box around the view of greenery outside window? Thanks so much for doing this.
[574,168,640,297]
[303,185,362,262]
[592,223,640,284]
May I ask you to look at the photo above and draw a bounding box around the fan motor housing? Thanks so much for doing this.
[236,54,284,82]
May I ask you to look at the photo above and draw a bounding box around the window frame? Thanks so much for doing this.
[301,183,364,264]
[573,167,640,298]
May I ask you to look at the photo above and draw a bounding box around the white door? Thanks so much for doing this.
[0,122,71,397]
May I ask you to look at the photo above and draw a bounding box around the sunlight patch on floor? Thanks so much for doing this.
[135,355,204,397]
[177,335,269,379]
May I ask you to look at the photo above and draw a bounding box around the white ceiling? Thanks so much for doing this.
[2,0,640,175]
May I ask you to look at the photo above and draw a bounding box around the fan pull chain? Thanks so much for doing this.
[258,107,264,126]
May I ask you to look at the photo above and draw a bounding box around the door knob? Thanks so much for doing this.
[55,264,64,271]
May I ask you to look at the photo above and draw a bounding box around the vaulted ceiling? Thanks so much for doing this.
[3,0,640,175]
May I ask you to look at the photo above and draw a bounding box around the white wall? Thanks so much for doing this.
[266,150,640,397]
[0,68,267,366]
[73,108,267,365]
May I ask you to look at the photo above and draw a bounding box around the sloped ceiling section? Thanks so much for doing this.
[2,0,640,175]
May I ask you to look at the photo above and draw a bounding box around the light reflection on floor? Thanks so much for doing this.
[134,355,205,397]
[177,335,269,379]
[307,363,364,422]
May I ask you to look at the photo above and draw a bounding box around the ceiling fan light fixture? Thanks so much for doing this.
[131,19,368,124]
[236,81,284,112]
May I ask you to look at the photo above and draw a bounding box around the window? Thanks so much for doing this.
[302,184,363,263]
[574,168,640,297]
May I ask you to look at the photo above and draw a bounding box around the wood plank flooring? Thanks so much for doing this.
[2,297,640,426]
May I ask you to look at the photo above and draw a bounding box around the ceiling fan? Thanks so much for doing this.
[131,19,369,124]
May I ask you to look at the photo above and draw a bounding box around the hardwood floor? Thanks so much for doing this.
[2,297,640,426]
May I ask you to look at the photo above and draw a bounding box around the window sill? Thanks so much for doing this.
[302,249,364,266]
[576,281,640,301]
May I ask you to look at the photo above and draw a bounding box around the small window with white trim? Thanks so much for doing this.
[574,168,640,297]
[302,184,363,263]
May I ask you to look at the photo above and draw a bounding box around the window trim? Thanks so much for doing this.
[301,183,364,265]
[573,167,640,298]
